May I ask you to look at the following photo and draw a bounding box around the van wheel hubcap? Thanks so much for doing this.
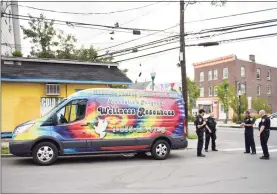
[156,143,167,157]
[37,146,54,162]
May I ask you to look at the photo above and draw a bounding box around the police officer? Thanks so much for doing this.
[205,112,218,152]
[241,111,256,154]
[257,110,271,160]
[194,109,207,157]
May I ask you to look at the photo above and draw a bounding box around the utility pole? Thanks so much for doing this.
[180,0,189,135]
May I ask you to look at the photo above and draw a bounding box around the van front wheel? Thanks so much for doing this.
[32,142,58,166]
[151,140,170,160]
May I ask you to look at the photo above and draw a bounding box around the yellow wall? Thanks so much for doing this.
[1,82,108,132]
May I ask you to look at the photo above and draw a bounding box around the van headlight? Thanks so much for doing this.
[14,123,34,135]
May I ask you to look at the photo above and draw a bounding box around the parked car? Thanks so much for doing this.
[254,112,277,129]
[9,88,188,165]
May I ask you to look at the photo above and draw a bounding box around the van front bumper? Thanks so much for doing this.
[9,141,33,157]
[171,136,188,149]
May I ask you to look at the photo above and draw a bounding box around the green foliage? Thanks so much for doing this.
[217,79,234,123]
[252,97,272,114]
[21,14,58,58]
[21,14,113,63]
[187,133,198,140]
[12,50,23,57]
[188,113,196,122]
[230,86,248,121]
[1,146,10,155]
[184,77,200,114]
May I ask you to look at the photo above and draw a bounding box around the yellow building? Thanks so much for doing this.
[1,57,132,136]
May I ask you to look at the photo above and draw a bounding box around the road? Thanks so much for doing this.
[2,127,277,193]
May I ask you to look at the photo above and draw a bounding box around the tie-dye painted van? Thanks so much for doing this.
[9,88,188,165]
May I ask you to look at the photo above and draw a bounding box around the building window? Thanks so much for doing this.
[214,86,218,96]
[209,86,213,96]
[223,68,228,79]
[200,87,204,97]
[241,66,245,78]
[267,70,271,80]
[257,68,261,80]
[208,70,212,81]
[213,69,218,80]
[241,84,246,94]
[200,72,204,82]
[46,84,60,96]
[56,99,88,125]
[257,85,261,96]
[268,86,272,96]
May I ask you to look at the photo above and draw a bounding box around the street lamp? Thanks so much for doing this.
[150,71,156,91]
[237,90,242,124]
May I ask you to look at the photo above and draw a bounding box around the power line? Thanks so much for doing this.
[2,13,173,33]
[115,32,277,63]
[99,18,277,57]
[97,7,277,53]
[16,2,161,15]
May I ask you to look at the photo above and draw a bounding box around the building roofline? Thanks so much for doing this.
[1,56,119,67]
[193,54,237,68]
[236,57,277,69]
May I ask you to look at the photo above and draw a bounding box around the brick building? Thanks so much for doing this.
[193,54,277,121]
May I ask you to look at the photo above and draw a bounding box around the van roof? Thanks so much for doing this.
[69,88,183,99]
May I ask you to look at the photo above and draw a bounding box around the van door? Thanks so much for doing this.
[53,99,89,152]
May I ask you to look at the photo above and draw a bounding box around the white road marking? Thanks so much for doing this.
[256,149,277,154]
[220,146,275,152]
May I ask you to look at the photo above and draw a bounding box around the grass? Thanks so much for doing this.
[187,133,198,140]
[1,146,10,155]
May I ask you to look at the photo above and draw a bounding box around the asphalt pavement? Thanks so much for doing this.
[2,127,277,193]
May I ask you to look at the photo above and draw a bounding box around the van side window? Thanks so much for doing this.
[56,99,87,125]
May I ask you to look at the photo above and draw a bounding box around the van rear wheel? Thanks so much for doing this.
[151,140,170,160]
[32,142,58,166]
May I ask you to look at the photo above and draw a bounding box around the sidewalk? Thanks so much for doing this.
[188,122,243,128]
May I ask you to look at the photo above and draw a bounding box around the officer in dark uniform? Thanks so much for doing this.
[194,109,207,157]
[205,112,218,152]
[257,110,271,160]
[241,110,256,154]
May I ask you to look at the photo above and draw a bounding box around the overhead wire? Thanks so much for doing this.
[97,7,277,53]
[115,32,277,63]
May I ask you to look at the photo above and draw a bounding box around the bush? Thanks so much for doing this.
[232,113,244,123]
[12,50,23,57]
[187,133,198,139]
[1,146,10,155]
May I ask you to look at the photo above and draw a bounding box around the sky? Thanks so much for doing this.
[16,0,277,84]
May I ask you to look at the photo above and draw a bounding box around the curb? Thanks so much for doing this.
[1,154,14,158]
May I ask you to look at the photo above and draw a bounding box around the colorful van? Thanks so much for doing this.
[9,88,188,165]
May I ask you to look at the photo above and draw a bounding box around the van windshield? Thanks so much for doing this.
[41,98,67,119]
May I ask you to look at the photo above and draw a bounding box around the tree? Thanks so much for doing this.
[120,68,128,75]
[56,30,77,60]
[21,14,58,58]
[217,79,233,123]
[229,86,248,122]
[252,97,272,114]
[179,78,200,114]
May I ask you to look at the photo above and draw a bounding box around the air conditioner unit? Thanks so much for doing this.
[46,84,60,96]
[267,76,271,80]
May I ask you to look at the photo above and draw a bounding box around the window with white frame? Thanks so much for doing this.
[241,83,246,94]
[223,68,228,79]
[257,68,261,80]
[213,69,218,80]
[268,86,272,96]
[208,70,212,81]
[46,84,60,96]
[241,66,245,78]
[200,72,204,82]
[257,85,261,96]
[200,87,204,97]
[209,86,213,96]
[214,86,218,96]
[267,70,271,80]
